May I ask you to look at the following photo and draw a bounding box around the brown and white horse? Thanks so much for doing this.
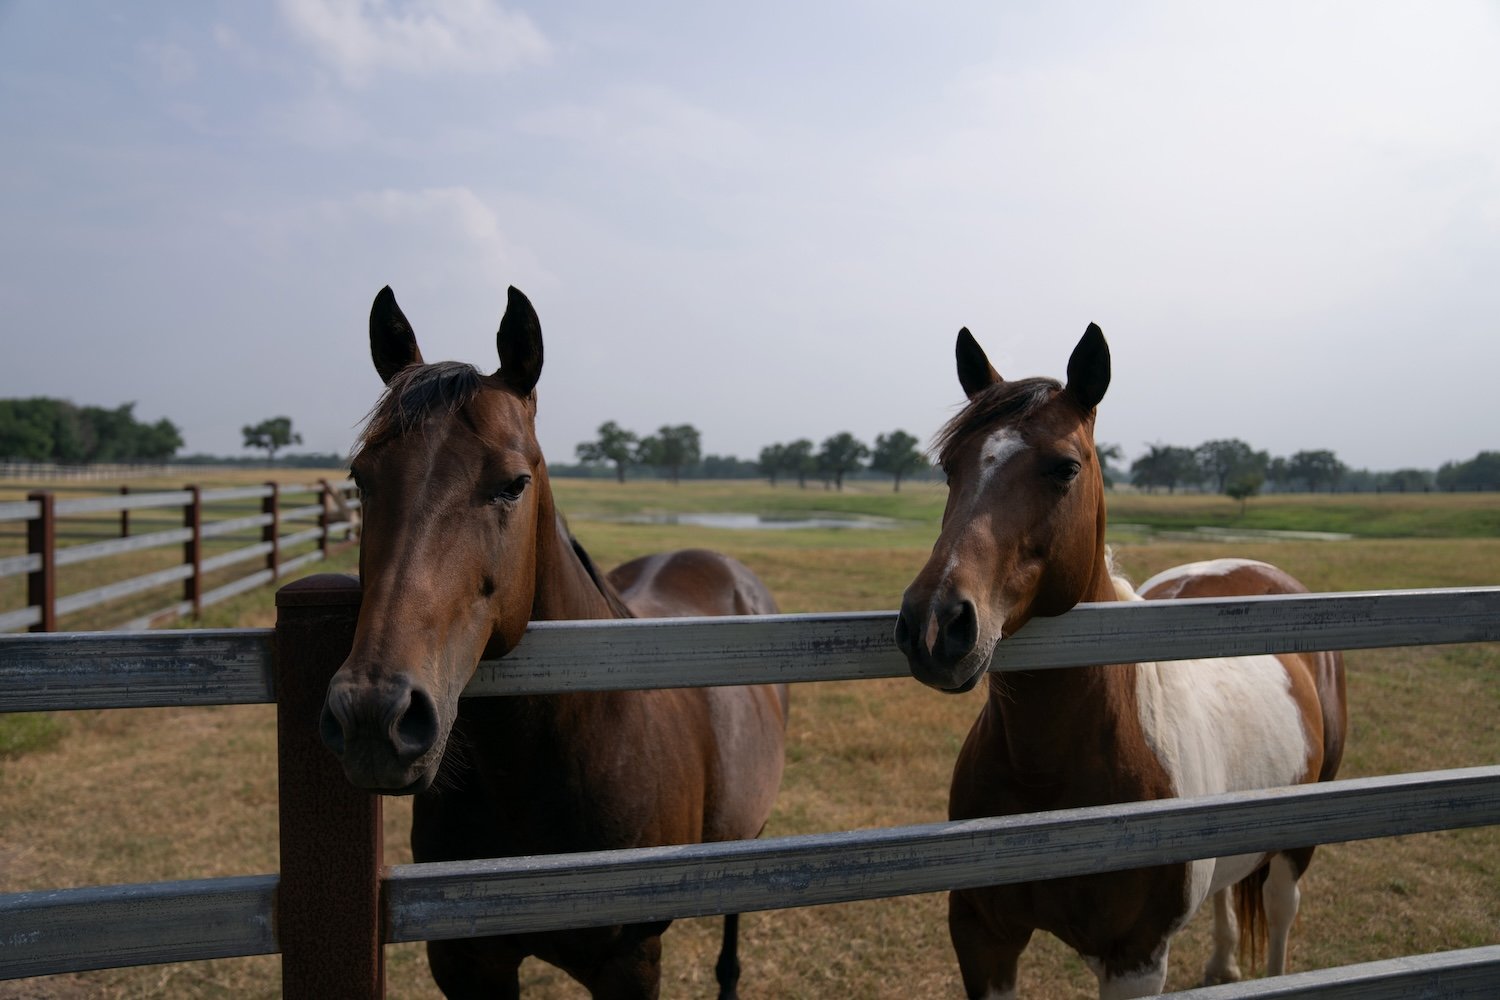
[320,286,789,999]
[894,324,1347,998]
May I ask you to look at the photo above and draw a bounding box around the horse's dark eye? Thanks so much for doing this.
[1052,461,1081,483]
[489,475,531,505]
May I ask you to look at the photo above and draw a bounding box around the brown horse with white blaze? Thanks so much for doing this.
[894,324,1347,998]
[320,285,789,999]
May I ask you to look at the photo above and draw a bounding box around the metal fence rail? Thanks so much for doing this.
[0,583,1496,997]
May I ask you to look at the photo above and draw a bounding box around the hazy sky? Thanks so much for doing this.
[2,2,1497,471]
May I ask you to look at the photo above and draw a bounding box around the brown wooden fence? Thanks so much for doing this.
[0,482,359,632]
[1,581,1498,996]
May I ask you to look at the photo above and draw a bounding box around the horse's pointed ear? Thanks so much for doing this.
[496,286,543,396]
[1065,322,1110,412]
[956,327,1002,399]
[370,286,425,385]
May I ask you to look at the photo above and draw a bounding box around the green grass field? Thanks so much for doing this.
[1,479,1497,998]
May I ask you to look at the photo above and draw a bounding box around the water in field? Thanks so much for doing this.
[614,511,897,531]
[1110,523,1353,543]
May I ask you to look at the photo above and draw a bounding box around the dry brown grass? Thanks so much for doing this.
[2,484,1497,997]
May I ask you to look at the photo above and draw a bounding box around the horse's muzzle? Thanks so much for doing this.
[894,592,989,693]
[320,669,444,792]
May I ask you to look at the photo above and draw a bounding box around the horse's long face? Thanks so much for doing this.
[320,286,546,793]
[895,325,1110,693]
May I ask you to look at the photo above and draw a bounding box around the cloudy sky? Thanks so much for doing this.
[2,1,1496,471]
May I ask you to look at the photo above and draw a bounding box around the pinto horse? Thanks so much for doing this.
[894,324,1347,998]
[319,286,789,999]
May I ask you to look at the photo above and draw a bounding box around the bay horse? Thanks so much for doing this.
[319,285,789,999]
[894,324,1347,998]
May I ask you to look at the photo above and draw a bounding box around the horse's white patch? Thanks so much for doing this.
[980,988,1017,1000]
[1137,558,1271,594]
[1135,652,1310,916]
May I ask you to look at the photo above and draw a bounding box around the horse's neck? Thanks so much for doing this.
[985,549,1136,782]
[529,500,625,624]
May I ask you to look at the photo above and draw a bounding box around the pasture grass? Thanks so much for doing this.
[1,480,1497,997]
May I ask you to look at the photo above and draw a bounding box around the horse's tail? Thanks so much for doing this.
[715,912,741,1000]
[1234,865,1269,974]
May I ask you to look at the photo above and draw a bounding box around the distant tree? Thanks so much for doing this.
[1130,443,1198,494]
[785,439,817,489]
[758,443,788,486]
[637,424,701,484]
[816,432,870,491]
[0,398,181,463]
[1436,451,1500,491]
[870,430,927,491]
[1288,449,1347,492]
[1096,442,1124,488]
[575,420,640,483]
[1195,439,1268,494]
[242,416,302,463]
[1265,456,1291,492]
[1224,471,1264,516]
[0,400,55,460]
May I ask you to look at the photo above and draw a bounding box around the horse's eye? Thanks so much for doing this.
[489,474,531,505]
[1051,460,1081,483]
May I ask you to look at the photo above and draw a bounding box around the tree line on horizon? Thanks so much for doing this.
[4,397,1496,493]
[573,422,931,490]
[1119,438,1500,497]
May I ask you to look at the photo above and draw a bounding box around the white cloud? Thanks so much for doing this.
[278,0,550,86]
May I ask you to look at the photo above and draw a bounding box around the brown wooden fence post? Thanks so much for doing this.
[318,480,331,560]
[26,491,56,632]
[263,482,281,580]
[183,485,202,618]
[119,485,130,538]
[273,573,384,999]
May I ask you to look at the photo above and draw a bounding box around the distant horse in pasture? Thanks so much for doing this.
[894,324,1347,998]
[319,285,789,999]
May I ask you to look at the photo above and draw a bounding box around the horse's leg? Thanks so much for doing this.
[1263,851,1307,976]
[949,890,1030,999]
[426,937,523,1000]
[1201,888,1243,984]
[1093,942,1169,1000]
[583,928,665,1000]
[714,913,741,1000]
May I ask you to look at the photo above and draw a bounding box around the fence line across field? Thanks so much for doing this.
[0,481,359,633]
[0,583,1497,996]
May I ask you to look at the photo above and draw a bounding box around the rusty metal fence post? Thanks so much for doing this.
[26,491,55,632]
[273,573,384,999]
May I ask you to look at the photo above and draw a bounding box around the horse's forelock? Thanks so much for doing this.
[934,377,1061,469]
[358,361,484,451]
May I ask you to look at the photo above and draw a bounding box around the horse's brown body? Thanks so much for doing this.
[895,325,1346,998]
[321,287,787,998]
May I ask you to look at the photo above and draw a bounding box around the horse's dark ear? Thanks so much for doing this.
[370,286,424,385]
[956,327,1002,399]
[496,286,543,396]
[1065,322,1110,412]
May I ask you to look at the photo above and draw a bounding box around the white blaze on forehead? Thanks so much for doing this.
[927,427,1030,636]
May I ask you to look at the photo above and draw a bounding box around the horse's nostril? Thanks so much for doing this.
[941,600,979,659]
[394,685,440,759]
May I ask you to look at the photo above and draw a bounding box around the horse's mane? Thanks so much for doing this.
[565,527,637,619]
[357,361,484,451]
[933,377,1060,468]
